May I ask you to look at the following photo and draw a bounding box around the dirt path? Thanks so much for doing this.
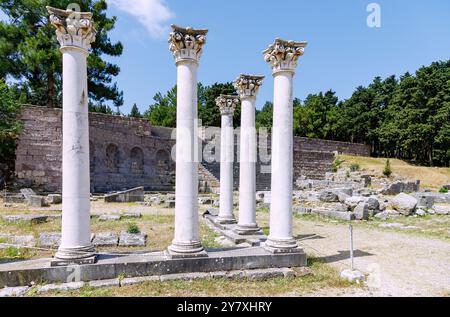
[296,220,450,297]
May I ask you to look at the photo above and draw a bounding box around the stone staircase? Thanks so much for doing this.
[198,150,334,192]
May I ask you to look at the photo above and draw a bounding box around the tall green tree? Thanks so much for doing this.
[0,79,23,183]
[129,103,142,118]
[199,82,238,127]
[0,0,123,109]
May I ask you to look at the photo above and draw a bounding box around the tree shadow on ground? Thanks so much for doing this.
[294,233,326,241]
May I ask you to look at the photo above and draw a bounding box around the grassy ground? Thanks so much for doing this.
[31,257,357,297]
[292,212,450,241]
[0,208,221,262]
[338,155,450,190]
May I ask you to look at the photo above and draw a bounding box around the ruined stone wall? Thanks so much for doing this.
[15,106,175,193]
[15,106,370,193]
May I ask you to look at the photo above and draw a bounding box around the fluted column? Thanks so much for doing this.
[168,25,208,257]
[263,38,307,253]
[215,95,239,224]
[47,7,97,265]
[233,75,264,235]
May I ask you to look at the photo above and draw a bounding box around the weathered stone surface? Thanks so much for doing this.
[293,206,312,215]
[10,235,36,247]
[38,232,61,248]
[392,193,418,215]
[344,196,365,209]
[198,197,213,205]
[318,190,339,202]
[2,215,48,224]
[3,194,25,204]
[98,214,121,222]
[415,209,427,216]
[340,269,365,283]
[330,203,348,212]
[149,196,162,205]
[334,187,353,196]
[28,195,49,207]
[37,282,84,294]
[433,204,450,215]
[92,232,119,247]
[354,202,369,220]
[104,187,144,203]
[336,191,350,203]
[374,209,400,220]
[88,278,120,288]
[366,196,380,211]
[46,194,62,204]
[0,286,30,297]
[381,181,420,195]
[121,212,142,219]
[311,208,355,221]
[20,188,36,201]
[160,272,211,282]
[164,200,175,208]
[118,232,147,247]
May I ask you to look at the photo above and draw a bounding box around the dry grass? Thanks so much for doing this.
[0,205,221,261]
[338,155,450,190]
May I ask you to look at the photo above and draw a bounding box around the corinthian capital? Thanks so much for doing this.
[263,38,307,74]
[47,6,96,52]
[234,74,264,99]
[216,95,239,116]
[168,24,208,64]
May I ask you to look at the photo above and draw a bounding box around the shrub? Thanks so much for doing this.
[126,223,140,234]
[349,163,360,172]
[439,187,449,194]
[383,159,392,177]
[332,157,344,172]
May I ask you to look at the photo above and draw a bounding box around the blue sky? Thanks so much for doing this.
[5,1,450,114]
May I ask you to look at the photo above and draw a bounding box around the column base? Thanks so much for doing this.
[216,216,237,225]
[167,241,208,259]
[233,224,263,236]
[263,237,302,254]
[51,245,97,267]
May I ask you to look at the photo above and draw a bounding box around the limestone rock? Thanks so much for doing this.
[98,214,121,222]
[0,286,30,297]
[415,209,427,216]
[366,196,380,211]
[344,196,365,210]
[104,187,144,203]
[336,191,350,203]
[92,232,119,247]
[198,197,213,205]
[381,181,420,195]
[46,194,62,204]
[318,190,339,202]
[3,215,48,224]
[392,193,418,215]
[433,204,450,215]
[164,200,175,208]
[39,232,61,248]
[121,212,142,219]
[340,269,365,283]
[119,232,147,247]
[29,195,49,207]
[354,202,369,220]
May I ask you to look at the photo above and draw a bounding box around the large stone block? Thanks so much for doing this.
[354,202,369,220]
[104,187,145,203]
[392,193,418,215]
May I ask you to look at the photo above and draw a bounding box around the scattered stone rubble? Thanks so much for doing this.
[291,168,450,221]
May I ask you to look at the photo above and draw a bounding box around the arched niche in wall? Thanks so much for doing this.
[130,147,144,175]
[105,143,119,173]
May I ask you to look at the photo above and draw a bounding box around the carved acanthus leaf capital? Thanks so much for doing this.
[215,95,239,116]
[263,38,307,74]
[47,6,96,52]
[234,74,265,99]
[168,24,208,64]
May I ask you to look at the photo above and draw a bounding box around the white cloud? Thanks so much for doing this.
[108,0,175,38]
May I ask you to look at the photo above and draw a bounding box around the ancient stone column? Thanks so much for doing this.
[233,75,264,235]
[263,38,307,253]
[168,25,208,257]
[47,6,97,265]
[215,95,239,224]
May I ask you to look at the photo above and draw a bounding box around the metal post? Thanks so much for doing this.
[349,224,354,270]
